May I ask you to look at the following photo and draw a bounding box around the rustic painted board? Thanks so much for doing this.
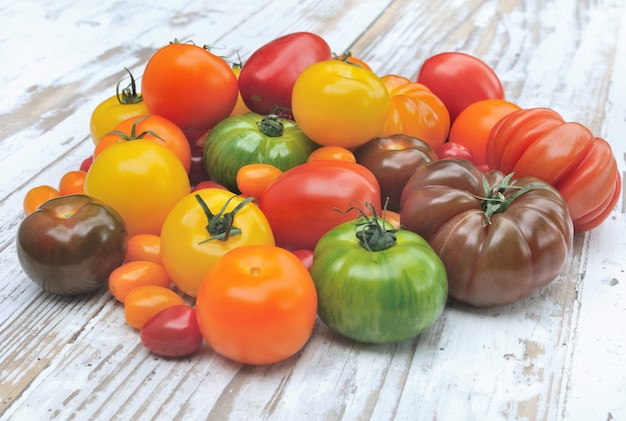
[1,0,624,420]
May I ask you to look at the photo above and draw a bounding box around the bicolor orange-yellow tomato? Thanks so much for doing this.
[195,244,318,365]
[84,139,190,237]
[292,59,390,148]
[23,185,60,215]
[108,260,170,303]
[124,285,184,329]
[307,146,356,163]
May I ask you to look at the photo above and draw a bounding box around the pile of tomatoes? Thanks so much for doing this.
[17,32,621,365]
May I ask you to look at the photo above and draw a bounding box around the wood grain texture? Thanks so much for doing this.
[1,0,624,420]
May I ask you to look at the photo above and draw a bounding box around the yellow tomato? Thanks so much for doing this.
[291,60,390,149]
[160,188,275,297]
[84,140,190,236]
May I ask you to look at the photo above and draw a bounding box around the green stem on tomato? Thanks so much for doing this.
[195,194,256,243]
[338,200,399,252]
[116,67,143,105]
[256,114,285,137]
[480,172,549,224]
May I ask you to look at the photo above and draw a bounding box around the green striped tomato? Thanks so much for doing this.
[309,206,448,344]
[203,112,318,192]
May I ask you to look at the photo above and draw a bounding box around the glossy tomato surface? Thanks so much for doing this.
[16,194,128,296]
[239,31,332,115]
[141,305,203,357]
[487,107,621,233]
[196,245,318,365]
[417,52,505,122]
[258,160,381,251]
[400,158,574,307]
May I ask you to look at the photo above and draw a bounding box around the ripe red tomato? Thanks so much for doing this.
[238,32,332,115]
[448,99,521,167]
[140,305,203,358]
[258,160,382,251]
[435,142,474,162]
[195,245,318,365]
[417,52,505,122]
[141,42,238,137]
[487,107,621,232]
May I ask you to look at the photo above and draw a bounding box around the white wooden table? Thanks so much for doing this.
[1,1,624,420]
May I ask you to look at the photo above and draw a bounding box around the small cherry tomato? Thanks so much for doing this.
[292,249,314,270]
[140,305,203,357]
[236,163,283,198]
[108,260,171,303]
[125,234,162,264]
[58,170,87,196]
[307,146,356,163]
[124,285,184,329]
[23,185,60,215]
[79,156,93,172]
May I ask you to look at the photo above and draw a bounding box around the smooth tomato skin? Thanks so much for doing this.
[160,188,275,297]
[239,32,332,115]
[230,65,252,115]
[84,140,191,237]
[140,305,203,358]
[125,234,162,264]
[191,180,229,192]
[310,217,447,344]
[435,142,474,162]
[353,134,438,212]
[58,171,87,196]
[258,160,382,251]
[487,107,622,232]
[448,99,521,167]
[141,43,238,134]
[400,158,574,307]
[94,114,192,173]
[16,194,128,296]
[417,52,505,122]
[236,163,283,199]
[23,185,60,215]
[195,245,318,365]
[203,113,318,193]
[379,74,450,149]
[291,249,314,270]
[108,260,170,303]
[124,285,185,329]
[79,156,93,172]
[291,60,390,148]
[90,94,148,145]
[307,146,356,163]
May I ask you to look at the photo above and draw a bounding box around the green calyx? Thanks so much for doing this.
[195,194,255,243]
[480,172,549,224]
[116,67,143,105]
[257,114,285,137]
[340,200,400,252]
[106,115,164,142]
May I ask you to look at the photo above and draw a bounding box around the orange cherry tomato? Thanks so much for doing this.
[23,185,60,215]
[196,244,318,365]
[125,234,162,265]
[94,114,192,173]
[236,163,283,199]
[448,99,521,167]
[307,146,356,163]
[58,170,87,195]
[108,260,171,303]
[124,285,184,329]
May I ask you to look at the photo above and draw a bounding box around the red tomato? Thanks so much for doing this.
[108,260,171,303]
[140,305,203,357]
[238,32,332,115]
[124,285,184,329]
[258,160,382,251]
[435,142,474,162]
[487,107,621,232]
[79,156,93,172]
[141,42,238,136]
[94,114,192,173]
[417,52,505,122]
[291,249,314,270]
[23,185,60,215]
[448,99,521,167]
[195,245,318,365]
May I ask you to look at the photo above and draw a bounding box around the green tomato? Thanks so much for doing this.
[203,112,319,192]
[309,206,448,344]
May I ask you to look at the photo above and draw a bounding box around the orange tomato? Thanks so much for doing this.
[379,74,450,149]
[58,170,87,195]
[125,234,162,264]
[23,185,60,215]
[94,114,192,173]
[334,52,372,71]
[307,146,356,163]
[195,245,318,365]
[230,64,252,115]
[108,260,171,303]
[236,163,283,198]
[448,98,521,167]
[124,285,184,329]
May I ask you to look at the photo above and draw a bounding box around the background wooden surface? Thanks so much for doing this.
[1,0,624,420]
